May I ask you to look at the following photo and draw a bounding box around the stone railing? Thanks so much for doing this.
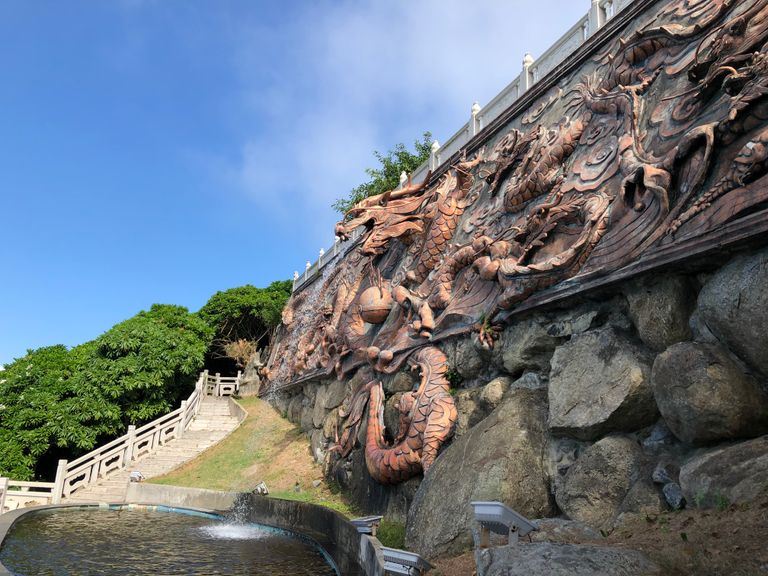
[291,0,635,293]
[0,478,56,513]
[292,226,365,293]
[202,369,243,397]
[0,369,240,513]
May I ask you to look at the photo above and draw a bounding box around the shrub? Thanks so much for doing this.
[332,132,432,216]
[198,280,292,363]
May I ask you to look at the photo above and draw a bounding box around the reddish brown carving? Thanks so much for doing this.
[265,0,768,485]
[341,346,457,484]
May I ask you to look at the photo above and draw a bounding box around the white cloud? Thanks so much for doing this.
[217,0,590,245]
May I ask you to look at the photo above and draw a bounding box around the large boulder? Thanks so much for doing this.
[287,394,303,424]
[556,435,644,530]
[453,377,512,437]
[310,429,327,462]
[381,370,415,394]
[548,327,657,440]
[475,543,660,576]
[341,448,421,521]
[322,408,340,439]
[617,480,667,517]
[383,392,404,441]
[323,379,349,410]
[271,392,289,416]
[696,248,768,376]
[312,384,329,428]
[494,316,562,376]
[405,389,553,558]
[300,399,314,433]
[451,335,493,381]
[651,342,768,444]
[625,275,694,351]
[528,518,603,544]
[453,388,483,438]
[679,435,768,508]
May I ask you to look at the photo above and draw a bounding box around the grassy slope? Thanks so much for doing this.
[150,396,357,516]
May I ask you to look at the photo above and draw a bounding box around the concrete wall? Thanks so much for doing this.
[125,482,238,512]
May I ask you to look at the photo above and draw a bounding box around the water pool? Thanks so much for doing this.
[0,507,337,575]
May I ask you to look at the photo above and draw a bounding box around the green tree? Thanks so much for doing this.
[0,304,213,479]
[85,304,214,422]
[0,344,119,480]
[332,131,432,216]
[198,281,292,356]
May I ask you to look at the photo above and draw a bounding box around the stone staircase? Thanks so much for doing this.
[64,397,241,504]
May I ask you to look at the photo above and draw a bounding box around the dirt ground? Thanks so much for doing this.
[599,497,768,576]
[430,497,768,576]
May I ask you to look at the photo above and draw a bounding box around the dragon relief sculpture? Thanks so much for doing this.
[264,0,768,485]
[334,346,457,484]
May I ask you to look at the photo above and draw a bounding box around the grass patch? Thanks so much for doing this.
[377,520,406,549]
[150,397,356,516]
[269,489,359,518]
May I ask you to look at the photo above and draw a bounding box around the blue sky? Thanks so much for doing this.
[0,1,587,365]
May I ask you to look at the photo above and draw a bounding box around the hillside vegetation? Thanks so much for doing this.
[0,282,290,481]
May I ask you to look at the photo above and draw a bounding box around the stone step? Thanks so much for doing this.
[88,478,128,485]
[188,422,239,431]
[60,397,241,505]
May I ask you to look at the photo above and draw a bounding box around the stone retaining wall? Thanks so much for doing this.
[272,245,768,560]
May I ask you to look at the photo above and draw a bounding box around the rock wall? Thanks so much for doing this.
[271,246,768,559]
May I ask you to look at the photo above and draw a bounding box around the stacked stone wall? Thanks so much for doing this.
[271,245,768,559]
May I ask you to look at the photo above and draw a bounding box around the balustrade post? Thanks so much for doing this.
[178,401,187,438]
[52,459,67,504]
[236,370,242,393]
[215,372,222,397]
[471,102,482,136]
[203,369,210,398]
[522,53,535,92]
[0,477,8,513]
[125,425,137,465]
[589,0,602,36]
[430,140,441,171]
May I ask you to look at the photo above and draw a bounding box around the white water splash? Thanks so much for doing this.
[199,523,269,540]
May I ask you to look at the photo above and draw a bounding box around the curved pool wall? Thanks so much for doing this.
[1,504,338,575]
[124,483,385,575]
[0,484,385,576]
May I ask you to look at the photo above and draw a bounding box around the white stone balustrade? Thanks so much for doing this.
[0,370,244,512]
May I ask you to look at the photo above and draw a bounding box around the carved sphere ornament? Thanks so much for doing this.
[358,285,393,324]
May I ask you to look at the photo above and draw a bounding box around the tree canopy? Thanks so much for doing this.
[0,304,213,480]
[198,280,292,351]
[332,131,432,215]
[0,344,116,479]
[0,282,292,480]
[87,304,214,422]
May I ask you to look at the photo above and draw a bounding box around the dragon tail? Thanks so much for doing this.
[364,382,421,485]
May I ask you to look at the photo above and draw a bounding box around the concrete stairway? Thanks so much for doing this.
[64,397,241,503]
